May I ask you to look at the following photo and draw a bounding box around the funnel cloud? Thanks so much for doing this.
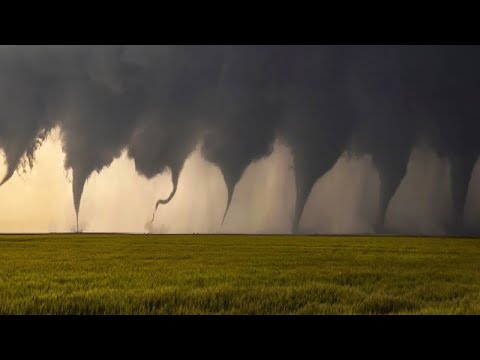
[0,45,479,235]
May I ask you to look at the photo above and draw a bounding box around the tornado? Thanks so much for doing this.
[412,46,480,234]
[71,167,89,233]
[0,166,15,188]
[291,149,343,234]
[449,153,478,233]
[150,166,179,224]
[279,45,354,234]
[1,45,480,235]
[221,179,234,226]
[202,46,282,227]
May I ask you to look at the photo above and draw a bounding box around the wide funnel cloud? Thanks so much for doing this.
[0,45,479,234]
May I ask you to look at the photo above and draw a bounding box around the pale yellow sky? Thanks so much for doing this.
[0,128,299,233]
[1,128,479,234]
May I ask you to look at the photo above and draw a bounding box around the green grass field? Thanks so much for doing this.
[0,234,479,314]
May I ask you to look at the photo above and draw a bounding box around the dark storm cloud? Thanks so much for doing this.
[0,45,479,234]
[344,45,480,234]
[345,46,418,232]
[416,46,480,233]
[201,46,283,223]
[391,46,480,233]
[0,46,58,186]
[276,46,355,233]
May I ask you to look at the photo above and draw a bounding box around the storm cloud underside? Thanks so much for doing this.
[0,45,479,234]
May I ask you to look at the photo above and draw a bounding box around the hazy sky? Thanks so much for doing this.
[1,127,479,234]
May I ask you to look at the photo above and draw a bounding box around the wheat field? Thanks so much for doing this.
[0,234,478,314]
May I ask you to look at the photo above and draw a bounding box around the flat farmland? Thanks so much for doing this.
[0,234,478,314]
